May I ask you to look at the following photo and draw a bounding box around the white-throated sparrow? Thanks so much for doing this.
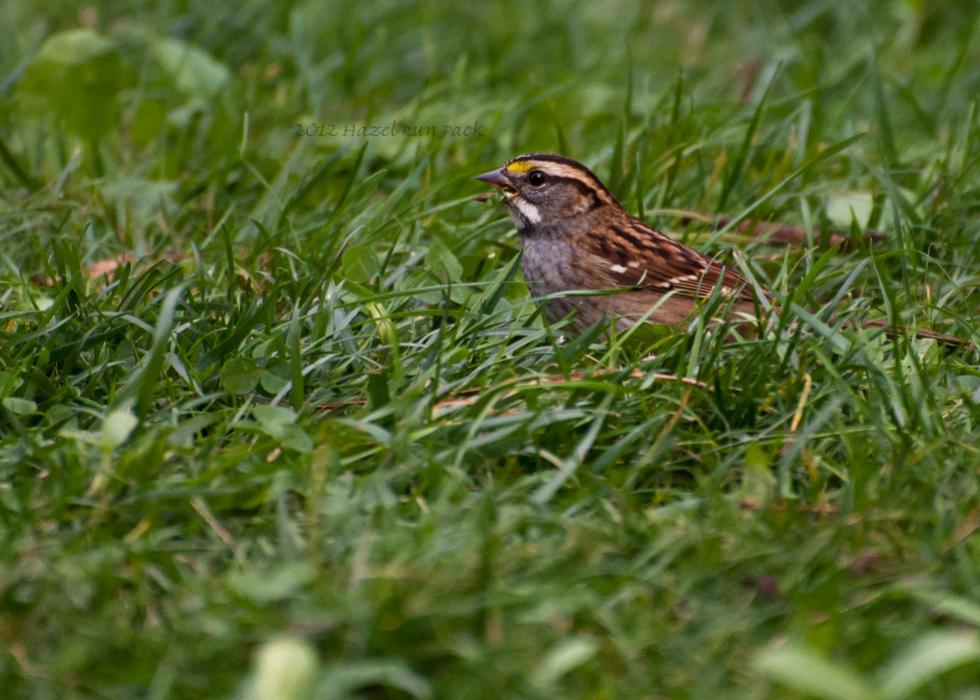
[475,153,962,345]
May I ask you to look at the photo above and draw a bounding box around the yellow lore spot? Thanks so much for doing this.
[505,160,536,173]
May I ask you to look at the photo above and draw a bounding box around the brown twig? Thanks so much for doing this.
[861,318,967,349]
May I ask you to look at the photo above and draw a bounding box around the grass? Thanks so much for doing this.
[1,0,979,697]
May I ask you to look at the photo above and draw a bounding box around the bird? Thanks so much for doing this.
[474,153,963,346]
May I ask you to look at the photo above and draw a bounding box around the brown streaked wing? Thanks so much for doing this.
[580,217,765,305]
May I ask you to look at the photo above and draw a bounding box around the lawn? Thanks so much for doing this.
[1,0,979,697]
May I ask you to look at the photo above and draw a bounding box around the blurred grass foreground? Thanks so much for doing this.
[1,1,979,698]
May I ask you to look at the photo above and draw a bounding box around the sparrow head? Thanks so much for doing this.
[474,153,620,232]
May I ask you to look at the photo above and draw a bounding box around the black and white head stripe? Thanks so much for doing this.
[505,153,619,207]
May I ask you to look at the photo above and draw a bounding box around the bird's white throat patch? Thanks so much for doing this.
[509,197,541,226]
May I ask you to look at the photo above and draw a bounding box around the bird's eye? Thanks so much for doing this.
[528,170,546,187]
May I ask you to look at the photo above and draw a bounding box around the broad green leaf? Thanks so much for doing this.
[426,239,463,283]
[2,397,36,415]
[341,243,378,283]
[247,636,318,700]
[878,631,980,700]
[253,404,298,432]
[754,644,873,700]
[221,357,263,395]
[150,36,230,98]
[228,561,313,603]
[253,404,313,453]
[18,29,126,140]
[102,408,138,448]
[260,363,291,394]
[279,425,313,453]
[827,191,874,230]
[532,637,599,687]
[740,441,775,504]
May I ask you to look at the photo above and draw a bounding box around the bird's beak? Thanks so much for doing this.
[473,167,516,195]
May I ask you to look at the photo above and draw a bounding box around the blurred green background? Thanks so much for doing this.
[1,1,979,698]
